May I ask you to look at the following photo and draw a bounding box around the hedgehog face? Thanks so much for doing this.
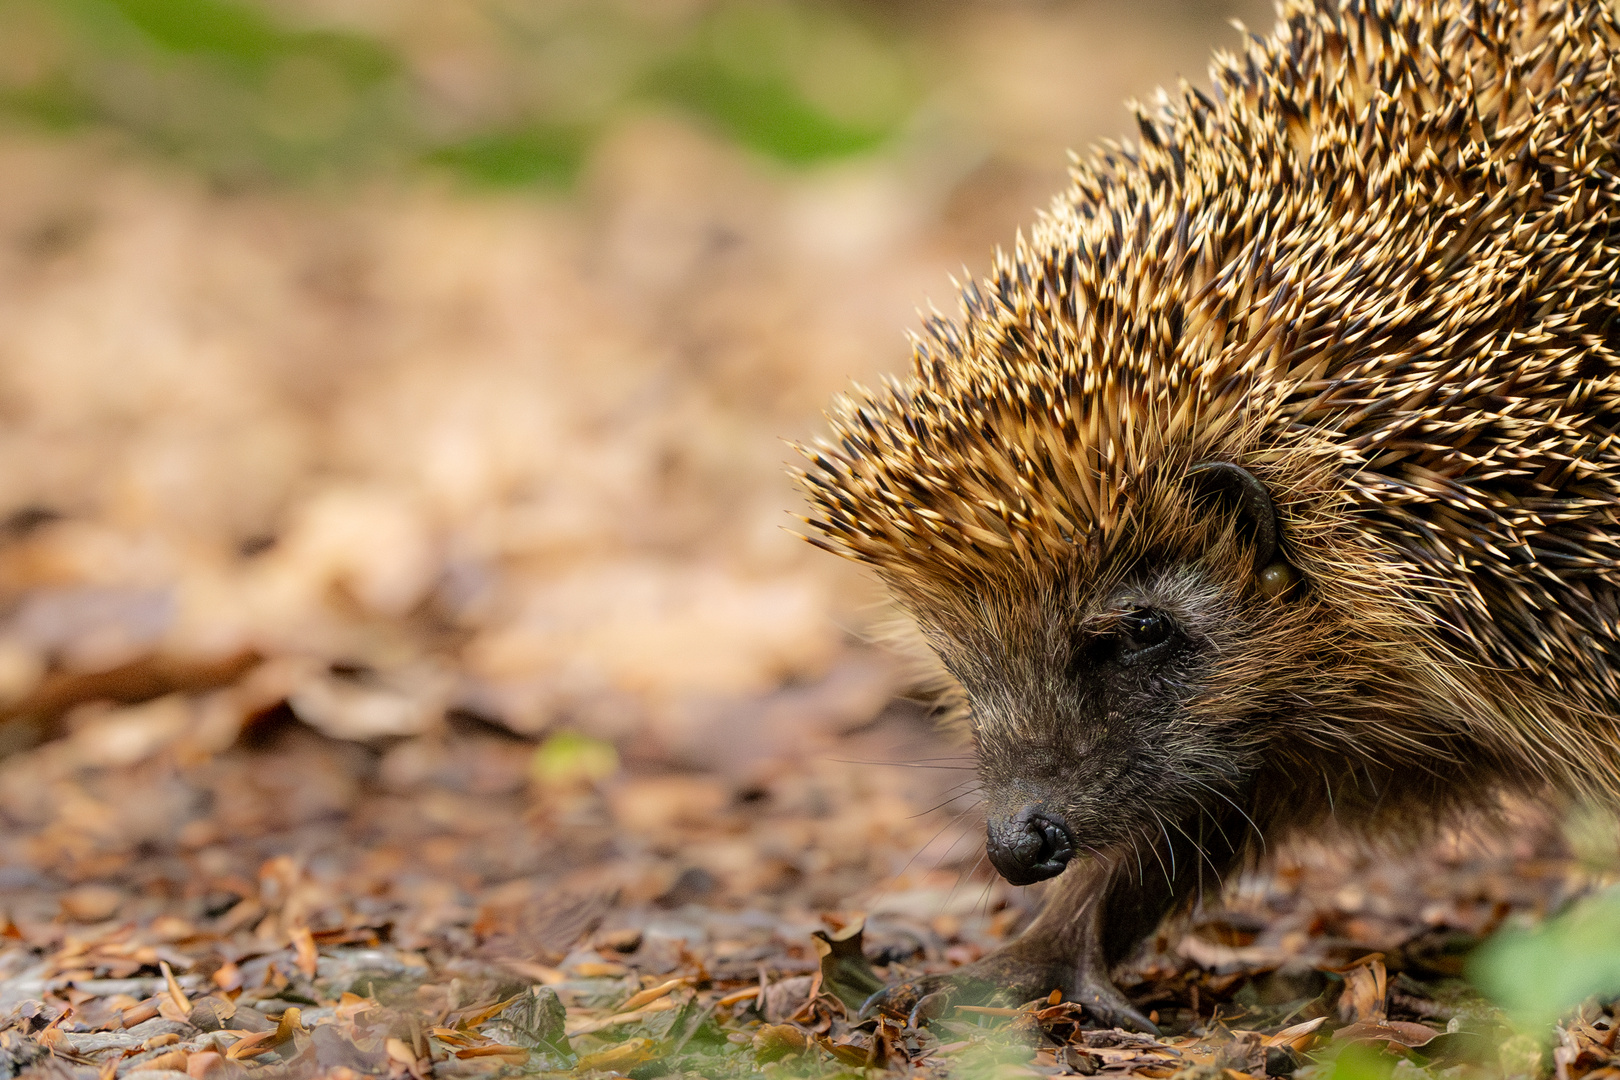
[936,557,1261,885]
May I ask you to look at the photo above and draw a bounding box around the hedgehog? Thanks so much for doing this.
[797,0,1620,1030]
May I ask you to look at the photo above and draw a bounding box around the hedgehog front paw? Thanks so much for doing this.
[860,950,1156,1033]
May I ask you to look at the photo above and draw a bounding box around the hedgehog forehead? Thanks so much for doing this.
[879,498,1237,654]
[920,555,1216,639]
[800,356,1254,595]
[798,167,1270,589]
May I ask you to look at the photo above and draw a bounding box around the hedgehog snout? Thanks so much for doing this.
[986,804,1075,885]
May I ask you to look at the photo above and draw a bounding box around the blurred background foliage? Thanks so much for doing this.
[1472,888,1620,1035]
[0,0,1274,753]
[0,0,920,184]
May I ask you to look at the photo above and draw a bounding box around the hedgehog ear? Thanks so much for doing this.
[1186,461,1298,598]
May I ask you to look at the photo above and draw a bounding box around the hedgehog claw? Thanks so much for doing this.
[1072,970,1159,1035]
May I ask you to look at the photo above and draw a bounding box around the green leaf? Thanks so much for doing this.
[644,55,890,163]
[1469,887,1620,1031]
[93,0,393,81]
[641,2,910,165]
[423,126,589,189]
[531,731,619,788]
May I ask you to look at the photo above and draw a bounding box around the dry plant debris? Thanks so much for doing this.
[0,693,1606,1080]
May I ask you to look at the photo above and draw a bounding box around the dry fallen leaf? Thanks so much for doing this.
[619,976,691,1013]
[565,995,679,1036]
[574,1038,660,1072]
[225,1031,276,1060]
[454,1044,529,1063]
[1335,1020,1442,1049]
[132,1050,189,1072]
[385,1037,418,1067]
[290,925,318,978]
[753,1024,809,1063]
[1266,1017,1328,1051]
[185,1051,222,1080]
[158,961,190,1023]
[1339,957,1389,1023]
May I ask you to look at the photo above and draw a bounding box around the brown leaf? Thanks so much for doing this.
[273,1007,307,1045]
[1334,1020,1441,1048]
[185,1051,222,1080]
[824,1035,875,1068]
[225,1032,276,1061]
[60,884,123,923]
[188,994,237,1032]
[1337,958,1388,1023]
[383,1037,414,1064]
[289,925,318,978]
[121,1000,161,1028]
[562,994,678,1036]
[453,1044,529,1063]
[811,918,884,1011]
[619,976,691,1013]
[132,1050,189,1072]
[212,960,242,993]
[476,890,612,964]
[1215,1031,1268,1075]
[574,1038,659,1072]
[751,1024,809,1063]
[158,961,190,1023]
[1266,1017,1328,1052]
[760,975,814,1022]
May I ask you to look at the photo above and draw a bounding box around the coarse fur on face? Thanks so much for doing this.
[798,0,1620,877]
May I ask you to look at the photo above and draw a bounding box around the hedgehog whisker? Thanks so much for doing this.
[1146,808,1177,889]
[900,796,986,884]
[1182,775,1268,854]
[907,781,984,820]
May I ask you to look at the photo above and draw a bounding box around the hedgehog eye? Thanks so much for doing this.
[1117,609,1172,651]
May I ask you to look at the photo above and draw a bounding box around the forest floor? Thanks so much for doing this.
[0,665,1606,1080]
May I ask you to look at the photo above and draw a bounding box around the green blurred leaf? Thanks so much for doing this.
[0,0,401,177]
[531,731,619,788]
[1326,1043,1398,1080]
[643,2,910,165]
[0,0,917,182]
[100,0,283,63]
[87,0,393,81]
[645,55,889,163]
[0,76,97,129]
[424,125,589,188]
[1470,887,1620,1032]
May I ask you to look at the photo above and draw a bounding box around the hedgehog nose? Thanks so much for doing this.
[986,806,1075,885]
